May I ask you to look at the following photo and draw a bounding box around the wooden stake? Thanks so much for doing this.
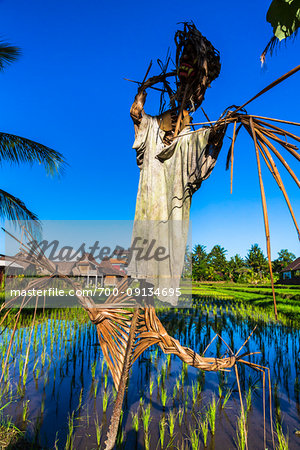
[230,121,237,194]
[249,117,278,320]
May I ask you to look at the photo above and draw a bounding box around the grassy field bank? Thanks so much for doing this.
[192,282,300,320]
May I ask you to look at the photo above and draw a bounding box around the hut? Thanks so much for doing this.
[280,257,300,284]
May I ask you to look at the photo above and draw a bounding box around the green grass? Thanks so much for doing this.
[192,282,300,321]
[0,416,24,449]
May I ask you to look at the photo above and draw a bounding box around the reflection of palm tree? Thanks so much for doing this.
[0,42,65,232]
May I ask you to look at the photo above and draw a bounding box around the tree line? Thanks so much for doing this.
[184,244,296,283]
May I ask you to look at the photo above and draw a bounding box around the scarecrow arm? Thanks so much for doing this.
[130,89,147,132]
[130,74,174,134]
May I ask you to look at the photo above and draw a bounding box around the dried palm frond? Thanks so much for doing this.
[218,111,299,320]
[174,21,221,110]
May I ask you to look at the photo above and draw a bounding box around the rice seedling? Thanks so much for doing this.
[139,396,144,409]
[168,410,176,439]
[142,404,152,434]
[218,385,222,400]
[192,381,197,406]
[184,388,189,412]
[94,379,99,399]
[167,353,171,370]
[77,387,83,411]
[54,431,59,450]
[116,410,124,447]
[182,362,188,383]
[16,383,24,398]
[235,411,248,450]
[157,373,161,389]
[221,389,232,409]
[246,386,252,412]
[144,432,151,450]
[91,360,97,380]
[104,371,108,390]
[159,416,166,449]
[94,414,102,448]
[65,411,75,450]
[41,348,46,368]
[142,405,151,450]
[207,395,217,435]
[149,379,154,397]
[18,356,24,379]
[176,377,181,394]
[172,385,177,400]
[178,406,184,427]
[131,411,139,434]
[32,358,39,374]
[161,386,167,408]
[276,421,289,450]
[34,365,40,381]
[188,423,201,450]
[102,389,109,413]
[200,415,209,447]
[22,399,30,422]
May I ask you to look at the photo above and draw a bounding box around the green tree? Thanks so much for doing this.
[208,245,228,280]
[192,245,208,281]
[245,244,268,275]
[228,254,245,282]
[272,248,296,273]
[0,42,65,233]
[182,245,192,278]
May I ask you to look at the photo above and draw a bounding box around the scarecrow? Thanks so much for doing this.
[127,24,229,306]
[2,22,299,450]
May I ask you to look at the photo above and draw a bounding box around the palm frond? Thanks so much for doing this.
[0,189,41,238]
[0,133,66,176]
[0,42,21,70]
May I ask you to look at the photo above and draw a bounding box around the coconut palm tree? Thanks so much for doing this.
[0,41,65,233]
[261,0,300,62]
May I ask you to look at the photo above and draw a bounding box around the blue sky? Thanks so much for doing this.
[0,0,299,258]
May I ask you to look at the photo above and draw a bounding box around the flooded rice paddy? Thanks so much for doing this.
[0,297,299,449]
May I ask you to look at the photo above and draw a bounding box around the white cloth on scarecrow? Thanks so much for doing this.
[127,113,218,305]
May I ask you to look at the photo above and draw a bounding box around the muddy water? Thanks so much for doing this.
[1,298,300,449]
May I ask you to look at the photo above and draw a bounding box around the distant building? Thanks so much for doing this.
[1,251,127,288]
[108,258,127,273]
[98,257,127,286]
[280,257,300,284]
